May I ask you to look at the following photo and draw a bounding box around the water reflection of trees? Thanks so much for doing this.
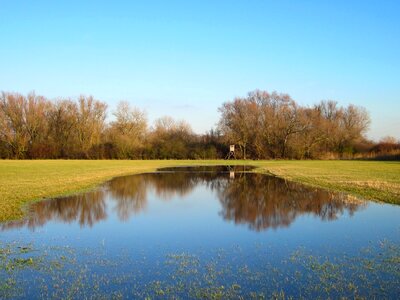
[1,171,366,231]
[2,189,107,230]
[108,175,147,221]
[216,174,366,231]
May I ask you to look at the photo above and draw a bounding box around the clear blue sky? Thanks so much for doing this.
[1,0,399,140]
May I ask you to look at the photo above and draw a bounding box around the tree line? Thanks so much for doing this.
[0,91,224,159]
[0,90,397,159]
[218,90,372,159]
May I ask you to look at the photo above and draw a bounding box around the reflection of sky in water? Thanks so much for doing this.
[1,167,398,254]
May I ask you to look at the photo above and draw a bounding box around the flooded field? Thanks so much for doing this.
[1,166,399,299]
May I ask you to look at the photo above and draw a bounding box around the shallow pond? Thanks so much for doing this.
[1,166,399,299]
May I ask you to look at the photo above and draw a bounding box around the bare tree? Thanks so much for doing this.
[47,99,78,158]
[109,101,147,158]
[218,97,258,159]
[23,92,51,158]
[0,92,29,158]
[150,116,194,159]
[75,96,107,158]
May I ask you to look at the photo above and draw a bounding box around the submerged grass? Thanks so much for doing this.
[0,160,399,221]
[1,240,399,299]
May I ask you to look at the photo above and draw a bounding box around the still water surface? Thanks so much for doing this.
[1,166,399,298]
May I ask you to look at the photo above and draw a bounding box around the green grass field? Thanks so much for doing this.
[0,160,399,221]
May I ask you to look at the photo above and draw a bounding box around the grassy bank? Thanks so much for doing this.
[0,160,399,221]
